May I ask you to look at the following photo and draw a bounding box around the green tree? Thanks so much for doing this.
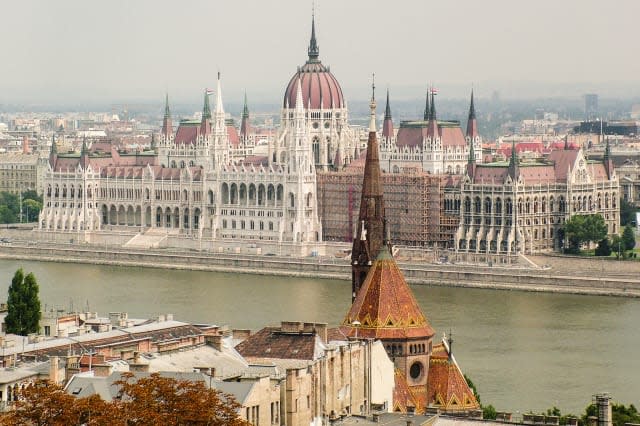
[563,214,607,253]
[595,238,612,256]
[23,198,42,222]
[620,198,638,226]
[582,403,640,426]
[5,268,42,335]
[622,224,636,252]
[464,374,481,405]
[483,404,497,420]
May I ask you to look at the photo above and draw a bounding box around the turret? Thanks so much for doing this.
[382,89,394,140]
[214,72,225,134]
[351,77,385,302]
[80,137,89,169]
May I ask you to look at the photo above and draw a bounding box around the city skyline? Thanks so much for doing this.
[1,0,639,105]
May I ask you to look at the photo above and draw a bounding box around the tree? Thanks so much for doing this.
[563,214,608,253]
[620,197,638,226]
[595,238,612,256]
[113,372,249,426]
[0,375,250,426]
[5,268,42,335]
[622,224,636,252]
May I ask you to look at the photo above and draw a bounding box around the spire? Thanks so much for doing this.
[447,330,454,361]
[604,136,614,179]
[80,137,89,169]
[202,90,212,120]
[50,135,57,154]
[308,11,320,62]
[423,90,430,121]
[81,137,88,155]
[564,134,570,150]
[466,89,478,139]
[427,90,439,138]
[150,133,157,151]
[162,93,173,137]
[215,72,224,115]
[382,88,394,139]
[242,92,249,118]
[369,74,377,132]
[508,140,519,180]
[351,76,385,302]
[240,92,251,138]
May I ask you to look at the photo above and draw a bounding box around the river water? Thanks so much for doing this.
[0,259,638,414]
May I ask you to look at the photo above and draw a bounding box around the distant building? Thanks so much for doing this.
[585,94,598,121]
[0,152,39,194]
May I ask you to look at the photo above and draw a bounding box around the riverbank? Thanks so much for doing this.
[1,241,639,298]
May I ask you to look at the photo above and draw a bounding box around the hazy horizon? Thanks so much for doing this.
[1,0,639,107]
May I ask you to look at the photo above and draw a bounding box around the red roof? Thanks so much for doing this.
[427,343,480,412]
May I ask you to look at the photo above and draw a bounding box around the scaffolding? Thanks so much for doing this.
[317,167,457,247]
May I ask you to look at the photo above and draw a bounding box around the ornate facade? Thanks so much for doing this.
[449,141,620,255]
[379,90,482,175]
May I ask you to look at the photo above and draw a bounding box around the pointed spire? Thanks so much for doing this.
[242,92,249,118]
[508,140,519,180]
[308,10,320,62]
[427,89,439,138]
[447,330,454,361]
[564,134,570,150]
[215,72,224,115]
[162,93,173,137]
[382,88,394,140]
[351,74,385,302]
[604,135,614,179]
[369,74,377,132]
[466,89,479,139]
[240,92,251,138]
[423,90,430,121]
[202,90,212,120]
[81,137,88,155]
[295,74,305,115]
[50,135,57,154]
[150,133,157,151]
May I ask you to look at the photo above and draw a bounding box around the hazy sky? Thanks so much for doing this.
[1,0,639,105]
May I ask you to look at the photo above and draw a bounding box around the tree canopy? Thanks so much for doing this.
[1,375,250,426]
[0,190,43,224]
[563,214,608,253]
[5,268,42,335]
[622,224,636,252]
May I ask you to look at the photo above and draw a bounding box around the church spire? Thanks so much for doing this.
[308,12,320,62]
[351,75,385,302]
[604,135,614,179]
[382,88,394,140]
[427,90,439,138]
[200,89,212,136]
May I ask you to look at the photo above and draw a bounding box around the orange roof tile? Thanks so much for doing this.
[427,343,479,412]
[341,249,435,340]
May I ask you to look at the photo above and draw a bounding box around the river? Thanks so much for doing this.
[0,258,638,414]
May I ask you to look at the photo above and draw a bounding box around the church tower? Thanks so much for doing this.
[465,90,481,168]
[422,91,443,174]
[351,81,385,302]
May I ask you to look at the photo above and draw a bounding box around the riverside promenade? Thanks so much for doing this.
[1,238,639,298]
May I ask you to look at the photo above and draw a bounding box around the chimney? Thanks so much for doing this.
[92,364,112,377]
[595,394,612,426]
[206,335,223,351]
[313,323,328,343]
[49,356,61,384]
[372,414,379,423]
[280,321,303,333]
[232,329,252,341]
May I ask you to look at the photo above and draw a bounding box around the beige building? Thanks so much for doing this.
[617,159,640,207]
[0,153,39,194]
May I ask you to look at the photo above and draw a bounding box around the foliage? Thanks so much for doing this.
[482,404,497,420]
[620,198,638,226]
[595,238,612,257]
[563,214,608,253]
[544,406,577,425]
[5,269,42,335]
[0,190,43,224]
[464,374,481,405]
[0,375,250,426]
[582,403,640,426]
[622,225,636,252]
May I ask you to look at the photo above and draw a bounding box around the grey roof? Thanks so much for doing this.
[213,380,255,404]
[0,363,47,384]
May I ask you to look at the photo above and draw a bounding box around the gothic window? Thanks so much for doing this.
[312,137,320,164]
[495,197,502,215]
[474,197,481,214]
[484,197,492,214]
[464,197,471,214]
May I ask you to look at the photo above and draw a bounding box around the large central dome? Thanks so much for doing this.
[283,17,345,109]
